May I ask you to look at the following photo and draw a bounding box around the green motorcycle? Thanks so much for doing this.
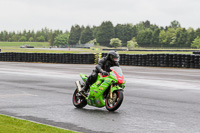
[73,66,125,111]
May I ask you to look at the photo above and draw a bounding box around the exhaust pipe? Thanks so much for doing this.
[75,81,82,92]
[75,81,86,98]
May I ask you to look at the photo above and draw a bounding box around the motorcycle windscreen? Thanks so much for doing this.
[110,66,124,84]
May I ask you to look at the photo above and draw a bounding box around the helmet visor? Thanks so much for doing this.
[113,57,120,62]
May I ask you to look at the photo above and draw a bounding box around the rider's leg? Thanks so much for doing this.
[82,70,98,92]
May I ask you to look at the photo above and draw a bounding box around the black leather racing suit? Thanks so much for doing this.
[85,56,119,87]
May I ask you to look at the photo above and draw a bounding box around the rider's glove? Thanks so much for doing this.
[101,71,109,76]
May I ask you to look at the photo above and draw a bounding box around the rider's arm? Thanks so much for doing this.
[115,61,120,66]
[96,57,106,73]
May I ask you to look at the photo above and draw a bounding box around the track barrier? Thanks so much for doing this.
[102,53,200,69]
[0,52,94,64]
[193,52,200,54]
[0,52,199,68]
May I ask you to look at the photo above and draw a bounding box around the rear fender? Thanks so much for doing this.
[80,73,88,82]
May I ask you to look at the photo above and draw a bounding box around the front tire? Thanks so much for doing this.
[106,90,123,111]
[72,89,87,108]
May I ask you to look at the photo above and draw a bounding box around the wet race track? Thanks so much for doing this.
[0,62,200,133]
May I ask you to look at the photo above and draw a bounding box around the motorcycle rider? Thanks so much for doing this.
[81,51,120,92]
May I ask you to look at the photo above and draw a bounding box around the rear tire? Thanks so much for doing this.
[106,90,123,111]
[72,89,87,108]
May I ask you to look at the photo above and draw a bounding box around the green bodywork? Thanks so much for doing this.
[80,71,125,108]
[80,73,88,82]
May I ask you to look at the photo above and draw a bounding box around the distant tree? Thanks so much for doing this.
[37,35,45,42]
[165,28,176,47]
[19,36,27,42]
[92,26,99,39]
[88,39,97,45]
[8,32,14,41]
[136,29,153,47]
[13,34,20,42]
[195,28,200,38]
[127,41,134,50]
[186,28,196,47]
[159,30,167,46]
[191,36,200,48]
[31,30,36,41]
[81,25,85,33]
[132,26,137,38]
[165,26,170,31]
[68,25,81,45]
[127,37,138,50]
[11,35,17,42]
[35,31,42,39]
[123,24,135,45]
[151,28,160,46]
[136,22,145,31]
[160,26,164,30]
[8,37,12,42]
[115,24,124,42]
[158,28,176,47]
[110,38,122,48]
[49,30,62,46]
[0,32,3,41]
[3,31,9,41]
[150,24,159,31]
[64,30,70,34]
[115,24,134,45]
[174,28,187,47]
[26,30,31,41]
[29,37,34,42]
[80,26,93,44]
[96,21,114,46]
[54,34,69,46]
[143,20,151,29]
[170,20,181,29]
[115,24,137,41]
[22,30,27,39]
[41,27,51,41]
[49,32,57,46]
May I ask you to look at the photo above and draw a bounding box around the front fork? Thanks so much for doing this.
[109,82,121,94]
[109,83,123,104]
[110,84,113,99]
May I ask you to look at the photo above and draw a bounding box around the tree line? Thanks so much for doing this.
[1,20,200,48]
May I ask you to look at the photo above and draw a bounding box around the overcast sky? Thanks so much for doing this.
[0,0,200,31]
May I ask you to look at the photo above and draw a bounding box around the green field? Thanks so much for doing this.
[0,42,49,48]
[0,42,195,54]
[0,114,78,133]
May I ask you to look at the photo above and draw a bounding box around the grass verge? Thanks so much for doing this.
[0,48,193,54]
[0,114,79,133]
[0,42,49,48]
[0,42,194,54]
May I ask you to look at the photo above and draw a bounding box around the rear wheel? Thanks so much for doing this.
[72,89,87,108]
[106,90,123,111]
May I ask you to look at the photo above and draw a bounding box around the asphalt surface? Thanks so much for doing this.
[0,62,200,133]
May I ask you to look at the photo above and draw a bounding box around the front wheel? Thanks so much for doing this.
[106,90,123,111]
[72,89,87,108]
